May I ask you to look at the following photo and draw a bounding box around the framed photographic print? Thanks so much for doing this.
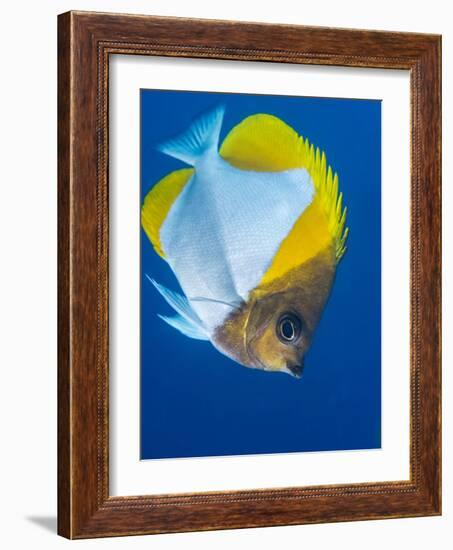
[58,11,441,538]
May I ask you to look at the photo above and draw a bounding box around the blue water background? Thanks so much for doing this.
[140,89,381,459]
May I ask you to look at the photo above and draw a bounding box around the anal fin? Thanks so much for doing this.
[158,314,209,341]
[147,276,209,340]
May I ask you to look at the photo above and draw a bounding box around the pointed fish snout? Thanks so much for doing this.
[287,363,304,379]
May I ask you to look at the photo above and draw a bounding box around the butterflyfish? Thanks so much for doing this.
[141,106,348,378]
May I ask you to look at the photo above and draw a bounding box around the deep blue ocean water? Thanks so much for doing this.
[140,89,381,460]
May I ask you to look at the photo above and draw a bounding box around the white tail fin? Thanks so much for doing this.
[157,105,225,166]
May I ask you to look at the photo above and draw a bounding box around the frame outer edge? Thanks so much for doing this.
[438,35,442,515]
[408,37,442,515]
[434,36,442,515]
[57,11,73,540]
[57,10,442,538]
[429,36,441,515]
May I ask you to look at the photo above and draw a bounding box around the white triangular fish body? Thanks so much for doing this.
[158,107,314,333]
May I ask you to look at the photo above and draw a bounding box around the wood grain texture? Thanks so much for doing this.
[57,10,442,539]
[57,11,72,538]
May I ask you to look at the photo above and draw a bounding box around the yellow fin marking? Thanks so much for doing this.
[261,196,331,285]
[141,168,194,258]
[220,114,305,171]
[220,113,348,268]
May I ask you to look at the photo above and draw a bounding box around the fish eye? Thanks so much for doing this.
[276,313,302,344]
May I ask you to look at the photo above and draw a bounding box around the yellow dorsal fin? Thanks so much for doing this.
[220,114,305,171]
[141,168,194,258]
[219,113,348,267]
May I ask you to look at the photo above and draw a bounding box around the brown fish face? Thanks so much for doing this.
[213,246,337,377]
[245,246,337,377]
[244,291,313,377]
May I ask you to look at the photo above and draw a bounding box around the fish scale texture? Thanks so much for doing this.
[161,154,314,333]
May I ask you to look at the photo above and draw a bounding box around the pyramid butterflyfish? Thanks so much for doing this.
[141,106,348,378]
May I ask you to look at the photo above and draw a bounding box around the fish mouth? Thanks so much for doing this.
[246,341,304,379]
[286,363,304,379]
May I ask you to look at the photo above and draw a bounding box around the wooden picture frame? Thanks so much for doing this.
[58,10,441,539]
